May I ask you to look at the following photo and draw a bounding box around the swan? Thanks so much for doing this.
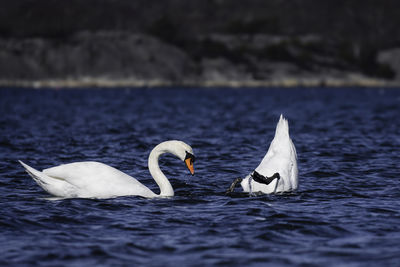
[19,140,195,199]
[226,114,298,195]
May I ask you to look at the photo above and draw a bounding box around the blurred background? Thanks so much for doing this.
[1,0,400,88]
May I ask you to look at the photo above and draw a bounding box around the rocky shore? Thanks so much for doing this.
[1,32,399,88]
[2,0,400,88]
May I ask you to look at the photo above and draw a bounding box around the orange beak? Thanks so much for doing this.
[185,158,195,175]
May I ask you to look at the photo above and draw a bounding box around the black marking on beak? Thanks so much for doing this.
[185,151,195,165]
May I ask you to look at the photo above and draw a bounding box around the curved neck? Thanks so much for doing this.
[148,144,175,197]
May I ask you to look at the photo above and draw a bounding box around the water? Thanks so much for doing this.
[0,87,399,266]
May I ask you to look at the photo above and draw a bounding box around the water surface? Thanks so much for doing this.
[0,87,399,266]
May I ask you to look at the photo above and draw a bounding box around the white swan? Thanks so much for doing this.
[227,115,298,195]
[19,140,195,199]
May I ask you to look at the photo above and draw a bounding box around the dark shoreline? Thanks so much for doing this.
[1,32,399,89]
[2,1,400,89]
[1,77,398,89]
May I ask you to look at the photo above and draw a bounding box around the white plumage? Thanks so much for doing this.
[19,140,195,199]
[240,114,298,194]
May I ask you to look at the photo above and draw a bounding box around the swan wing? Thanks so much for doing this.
[42,161,155,198]
[288,139,298,190]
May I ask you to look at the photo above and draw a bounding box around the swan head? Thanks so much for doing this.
[175,141,195,176]
[154,140,195,175]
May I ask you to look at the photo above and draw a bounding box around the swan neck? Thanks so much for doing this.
[148,146,174,197]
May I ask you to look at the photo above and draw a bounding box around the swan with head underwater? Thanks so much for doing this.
[19,140,195,199]
[226,114,298,195]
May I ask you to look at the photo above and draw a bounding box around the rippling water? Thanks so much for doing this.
[0,87,399,266]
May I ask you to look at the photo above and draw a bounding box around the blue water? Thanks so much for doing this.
[0,87,399,266]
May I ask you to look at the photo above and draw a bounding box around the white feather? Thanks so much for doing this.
[241,114,298,194]
[19,140,194,199]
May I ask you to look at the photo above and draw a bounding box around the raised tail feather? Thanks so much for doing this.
[19,160,71,196]
[19,160,49,187]
[274,114,290,138]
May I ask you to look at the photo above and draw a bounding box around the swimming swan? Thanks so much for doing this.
[19,140,195,199]
[227,115,298,195]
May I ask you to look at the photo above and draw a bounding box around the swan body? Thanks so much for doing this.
[240,115,298,194]
[19,140,195,199]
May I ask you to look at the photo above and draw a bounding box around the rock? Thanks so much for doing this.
[0,32,194,82]
[378,48,400,81]
[0,31,398,87]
